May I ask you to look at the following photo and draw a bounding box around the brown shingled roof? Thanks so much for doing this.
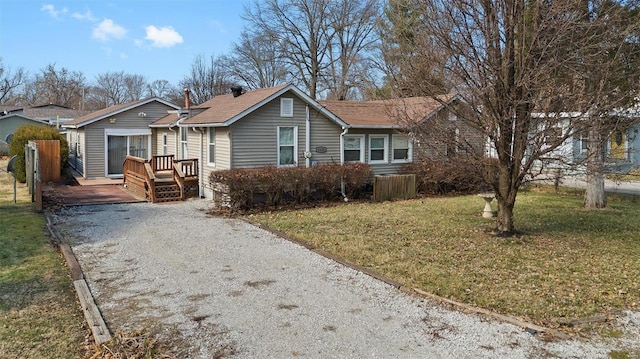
[319,94,457,128]
[181,84,290,126]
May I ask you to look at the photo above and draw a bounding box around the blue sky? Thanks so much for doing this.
[0,0,248,86]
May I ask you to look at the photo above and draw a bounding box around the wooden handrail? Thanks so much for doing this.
[172,159,198,200]
[144,162,155,201]
[123,155,155,201]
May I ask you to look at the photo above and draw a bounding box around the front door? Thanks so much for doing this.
[609,129,627,159]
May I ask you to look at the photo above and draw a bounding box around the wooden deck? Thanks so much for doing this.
[123,155,199,203]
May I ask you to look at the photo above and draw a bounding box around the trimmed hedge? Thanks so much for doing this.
[209,163,372,211]
[8,125,69,183]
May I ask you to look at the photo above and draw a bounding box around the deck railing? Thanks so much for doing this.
[123,155,199,202]
[173,159,199,199]
[152,154,174,172]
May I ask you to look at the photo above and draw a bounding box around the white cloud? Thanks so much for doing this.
[72,10,98,22]
[92,19,127,41]
[41,4,68,19]
[144,25,183,48]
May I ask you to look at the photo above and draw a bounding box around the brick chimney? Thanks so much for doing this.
[184,88,191,109]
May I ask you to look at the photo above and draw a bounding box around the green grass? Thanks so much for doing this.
[249,186,640,331]
[1,162,87,358]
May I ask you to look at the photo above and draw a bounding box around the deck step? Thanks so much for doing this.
[154,183,181,202]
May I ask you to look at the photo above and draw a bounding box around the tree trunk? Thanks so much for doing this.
[495,165,517,234]
[584,126,607,209]
[496,197,515,234]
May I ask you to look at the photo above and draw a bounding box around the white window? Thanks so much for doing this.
[392,134,413,163]
[368,135,389,164]
[208,128,216,165]
[162,133,168,155]
[343,135,365,163]
[578,132,587,153]
[180,127,188,159]
[278,126,298,166]
[280,98,294,117]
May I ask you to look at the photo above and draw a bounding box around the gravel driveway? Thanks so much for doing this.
[50,200,639,358]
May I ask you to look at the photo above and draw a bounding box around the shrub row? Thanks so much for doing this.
[402,157,496,195]
[209,163,372,211]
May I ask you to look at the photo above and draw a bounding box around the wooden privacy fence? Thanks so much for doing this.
[373,174,416,202]
[25,139,61,211]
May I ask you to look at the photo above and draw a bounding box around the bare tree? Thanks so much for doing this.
[178,54,233,105]
[578,1,640,209]
[146,79,178,99]
[224,31,291,90]
[0,58,27,105]
[123,74,147,102]
[244,0,380,99]
[24,64,86,108]
[93,71,128,107]
[324,0,380,100]
[244,0,332,98]
[393,0,640,234]
[92,71,149,107]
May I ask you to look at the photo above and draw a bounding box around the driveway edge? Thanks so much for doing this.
[44,212,112,344]
[246,218,570,341]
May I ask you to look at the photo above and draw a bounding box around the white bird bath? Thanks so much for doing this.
[478,193,496,218]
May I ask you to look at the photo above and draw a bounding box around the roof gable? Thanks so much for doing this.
[63,97,180,129]
[0,113,48,124]
[180,84,347,128]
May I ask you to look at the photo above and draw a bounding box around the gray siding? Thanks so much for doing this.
[82,101,176,178]
[201,128,231,199]
[154,128,178,156]
[230,91,343,168]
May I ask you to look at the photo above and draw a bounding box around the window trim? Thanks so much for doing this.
[579,132,588,153]
[162,133,168,155]
[277,126,298,167]
[343,134,365,163]
[280,98,294,117]
[208,128,216,166]
[392,134,413,163]
[368,134,389,164]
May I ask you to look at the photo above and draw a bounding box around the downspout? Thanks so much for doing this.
[194,126,204,198]
[305,105,311,167]
[339,127,349,202]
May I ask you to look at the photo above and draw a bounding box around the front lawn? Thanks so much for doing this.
[249,186,640,332]
[0,199,87,358]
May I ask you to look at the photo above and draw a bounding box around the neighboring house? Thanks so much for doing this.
[0,113,49,154]
[0,104,89,130]
[530,109,640,175]
[62,98,181,178]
